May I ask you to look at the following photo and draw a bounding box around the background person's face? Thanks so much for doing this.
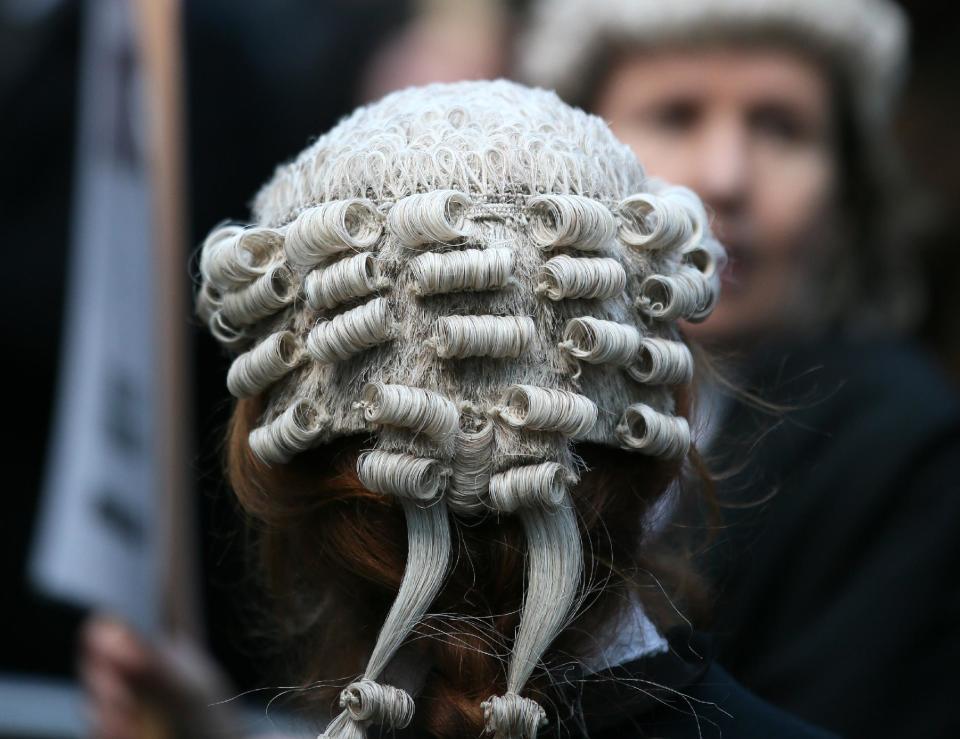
[594,46,839,345]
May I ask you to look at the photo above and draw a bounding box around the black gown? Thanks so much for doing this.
[387,628,837,738]
[553,629,838,738]
[705,337,960,738]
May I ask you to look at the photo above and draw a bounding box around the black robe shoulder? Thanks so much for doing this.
[706,337,960,738]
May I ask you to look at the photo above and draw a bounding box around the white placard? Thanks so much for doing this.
[30,0,160,634]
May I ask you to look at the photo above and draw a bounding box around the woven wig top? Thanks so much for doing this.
[253,79,646,222]
[197,80,724,739]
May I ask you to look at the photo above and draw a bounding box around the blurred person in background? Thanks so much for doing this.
[520,1,960,737]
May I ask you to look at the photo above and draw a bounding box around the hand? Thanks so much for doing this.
[80,616,244,739]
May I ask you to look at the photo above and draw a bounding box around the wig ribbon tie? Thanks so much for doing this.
[340,679,415,727]
[319,680,415,738]
[482,692,547,738]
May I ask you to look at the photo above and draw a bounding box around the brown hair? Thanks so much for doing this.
[226,389,711,736]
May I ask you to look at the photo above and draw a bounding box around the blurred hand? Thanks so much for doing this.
[80,616,244,739]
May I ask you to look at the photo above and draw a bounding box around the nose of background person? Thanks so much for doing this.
[686,113,751,229]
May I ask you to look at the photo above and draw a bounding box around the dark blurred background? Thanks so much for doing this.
[1,0,956,726]
[1,0,409,693]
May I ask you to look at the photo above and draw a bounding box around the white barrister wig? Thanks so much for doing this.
[198,80,725,739]
[518,0,909,129]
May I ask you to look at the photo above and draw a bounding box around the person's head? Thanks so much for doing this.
[521,0,916,346]
[197,81,723,737]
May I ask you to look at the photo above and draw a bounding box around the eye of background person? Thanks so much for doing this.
[647,98,701,132]
[749,102,818,145]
